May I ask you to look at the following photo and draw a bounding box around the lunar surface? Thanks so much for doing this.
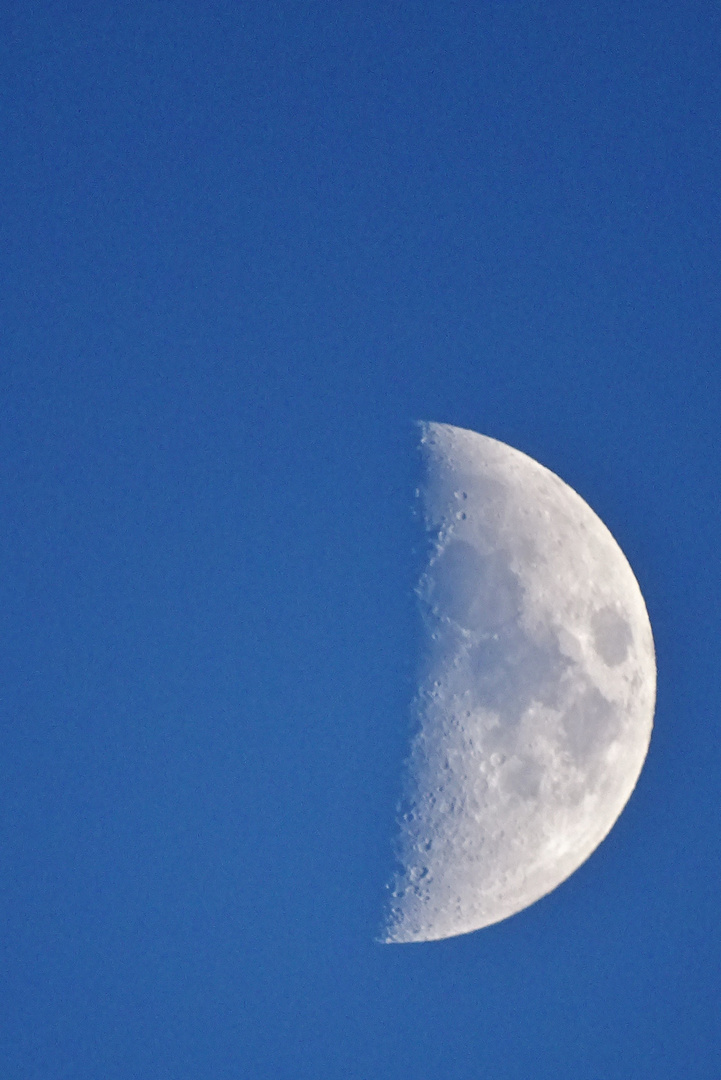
[383,422,656,943]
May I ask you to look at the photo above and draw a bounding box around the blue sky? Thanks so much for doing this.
[2,3,720,1077]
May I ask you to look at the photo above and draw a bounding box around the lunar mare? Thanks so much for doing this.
[383,423,656,944]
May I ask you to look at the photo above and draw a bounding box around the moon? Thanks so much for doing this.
[383,422,656,944]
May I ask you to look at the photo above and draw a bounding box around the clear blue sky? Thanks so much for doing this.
[2,3,719,1077]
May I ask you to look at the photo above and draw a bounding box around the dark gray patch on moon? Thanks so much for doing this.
[591,606,632,666]
[562,685,617,761]
[422,539,521,633]
[468,624,569,718]
[500,756,544,800]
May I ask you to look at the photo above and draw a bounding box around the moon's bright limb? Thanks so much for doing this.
[383,422,656,944]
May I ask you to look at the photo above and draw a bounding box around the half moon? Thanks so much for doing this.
[383,422,656,944]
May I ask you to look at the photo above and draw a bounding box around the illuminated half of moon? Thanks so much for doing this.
[383,422,656,944]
